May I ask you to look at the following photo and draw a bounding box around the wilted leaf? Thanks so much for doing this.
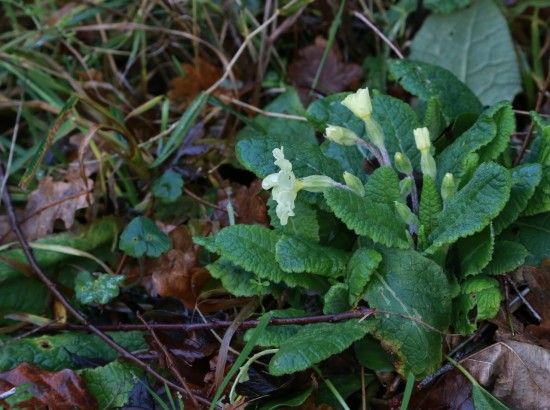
[288,37,362,103]
[74,271,125,305]
[0,363,96,409]
[119,216,171,258]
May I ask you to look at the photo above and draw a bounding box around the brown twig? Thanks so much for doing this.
[352,11,404,59]
[0,165,212,407]
[137,313,200,408]
[183,186,234,215]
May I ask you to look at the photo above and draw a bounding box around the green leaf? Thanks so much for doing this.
[258,388,313,410]
[524,165,550,216]
[436,102,514,182]
[347,248,382,306]
[365,248,452,377]
[325,167,409,248]
[481,241,528,276]
[268,320,375,376]
[354,336,395,372]
[419,176,442,239]
[151,92,207,167]
[471,383,510,410]
[80,361,142,409]
[275,235,349,277]
[321,141,368,184]
[410,0,521,105]
[268,198,320,241]
[0,331,146,371]
[194,225,324,289]
[244,309,306,348]
[453,276,501,335]
[119,216,171,258]
[456,226,494,277]
[0,278,49,323]
[74,271,125,305]
[426,163,511,254]
[323,283,350,314]
[424,0,471,13]
[424,97,447,139]
[151,170,183,204]
[0,218,118,283]
[306,93,365,137]
[206,258,276,297]
[503,213,550,266]
[388,59,482,124]
[493,164,542,235]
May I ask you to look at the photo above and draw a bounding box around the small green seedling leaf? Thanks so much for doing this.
[119,216,171,258]
[151,170,184,204]
[75,271,125,305]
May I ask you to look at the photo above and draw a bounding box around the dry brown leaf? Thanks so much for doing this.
[214,180,268,227]
[462,341,550,409]
[0,362,96,409]
[524,261,550,348]
[288,37,363,104]
[168,59,221,108]
[148,226,210,308]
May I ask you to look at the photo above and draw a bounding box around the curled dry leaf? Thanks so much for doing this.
[168,58,222,108]
[0,176,93,243]
[0,362,96,409]
[288,36,363,103]
[214,180,269,226]
[148,226,210,308]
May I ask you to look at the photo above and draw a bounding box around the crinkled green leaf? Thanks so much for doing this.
[206,258,276,297]
[0,278,48,324]
[75,271,125,305]
[482,241,528,276]
[504,213,550,266]
[80,361,142,409]
[453,276,501,335]
[347,248,382,306]
[268,319,375,376]
[151,170,183,204]
[419,176,442,240]
[321,141,368,184]
[0,331,146,371]
[437,102,514,182]
[194,225,325,289]
[365,248,452,377]
[524,166,550,216]
[244,309,306,348]
[119,216,171,258]
[456,226,494,277]
[268,198,320,241]
[325,167,408,248]
[493,164,542,234]
[424,97,447,139]
[410,0,521,105]
[323,283,349,314]
[424,0,471,13]
[354,336,394,372]
[426,163,511,254]
[0,218,118,283]
[275,235,349,277]
[388,59,482,124]
[531,111,550,165]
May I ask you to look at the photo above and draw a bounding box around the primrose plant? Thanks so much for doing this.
[194,60,550,379]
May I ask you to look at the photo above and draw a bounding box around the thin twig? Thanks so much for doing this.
[0,96,23,198]
[218,95,307,121]
[352,11,404,59]
[0,164,211,407]
[507,279,542,322]
[183,187,233,214]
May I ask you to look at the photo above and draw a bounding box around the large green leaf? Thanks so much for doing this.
[0,277,49,323]
[436,102,514,182]
[424,0,471,13]
[268,319,375,375]
[325,167,409,248]
[0,331,146,371]
[481,241,528,276]
[501,213,550,266]
[275,235,349,276]
[388,59,482,124]
[321,141,368,184]
[268,198,320,241]
[194,225,324,289]
[244,309,306,348]
[426,163,511,254]
[410,0,521,105]
[456,226,494,277]
[524,165,550,216]
[347,248,382,306]
[0,218,118,283]
[323,283,350,314]
[365,248,452,377]
[80,361,142,409]
[206,258,277,297]
[419,176,442,240]
[493,164,542,235]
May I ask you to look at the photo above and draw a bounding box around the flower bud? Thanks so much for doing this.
[394,201,419,226]
[399,176,413,197]
[441,173,457,201]
[343,172,365,196]
[325,125,361,146]
[364,117,386,150]
[394,152,413,175]
[341,88,372,120]
[300,175,337,193]
[414,127,431,152]
[420,153,437,180]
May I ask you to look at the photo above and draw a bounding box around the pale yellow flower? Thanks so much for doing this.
[341,88,373,120]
